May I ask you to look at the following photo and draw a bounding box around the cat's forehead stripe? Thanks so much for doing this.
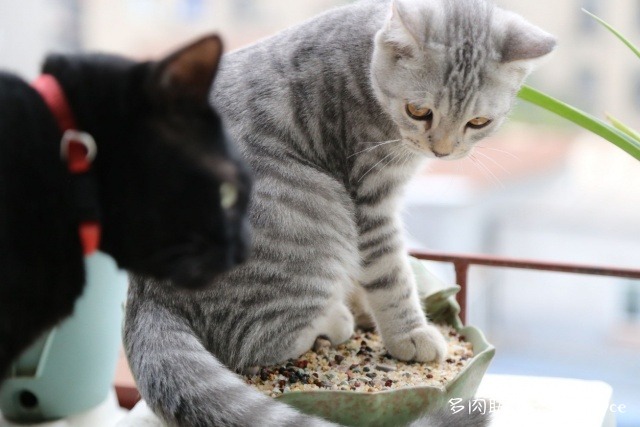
[441,0,494,115]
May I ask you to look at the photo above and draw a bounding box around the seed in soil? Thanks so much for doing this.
[244,324,474,397]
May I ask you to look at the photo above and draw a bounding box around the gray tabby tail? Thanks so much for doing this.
[124,0,555,425]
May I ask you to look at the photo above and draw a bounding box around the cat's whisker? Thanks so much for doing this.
[358,151,396,182]
[392,148,413,175]
[469,154,505,189]
[349,139,401,158]
[379,147,404,173]
[400,150,413,170]
[476,145,521,162]
[389,148,407,168]
[473,150,511,176]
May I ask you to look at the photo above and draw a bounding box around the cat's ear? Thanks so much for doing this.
[379,0,431,59]
[497,11,557,63]
[150,34,223,106]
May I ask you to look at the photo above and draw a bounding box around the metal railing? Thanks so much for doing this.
[410,250,640,324]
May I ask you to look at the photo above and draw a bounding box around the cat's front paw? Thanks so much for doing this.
[384,324,447,363]
[324,302,355,345]
[290,302,355,359]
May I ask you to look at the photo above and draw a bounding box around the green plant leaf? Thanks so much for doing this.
[517,85,640,161]
[606,113,640,142]
[583,9,640,60]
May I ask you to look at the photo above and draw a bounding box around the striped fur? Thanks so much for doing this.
[124,0,554,425]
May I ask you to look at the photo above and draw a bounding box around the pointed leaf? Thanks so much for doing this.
[605,113,640,142]
[583,9,640,60]
[517,85,640,161]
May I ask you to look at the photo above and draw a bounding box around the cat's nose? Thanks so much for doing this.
[431,138,455,158]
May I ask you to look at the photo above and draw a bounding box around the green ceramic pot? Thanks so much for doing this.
[276,258,495,427]
[0,252,128,422]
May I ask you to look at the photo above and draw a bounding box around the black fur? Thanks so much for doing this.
[0,35,251,380]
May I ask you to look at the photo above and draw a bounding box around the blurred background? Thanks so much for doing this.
[1,0,638,425]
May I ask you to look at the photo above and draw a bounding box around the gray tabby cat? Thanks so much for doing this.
[125,0,555,425]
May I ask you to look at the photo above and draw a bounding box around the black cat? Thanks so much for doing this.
[0,35,251,380]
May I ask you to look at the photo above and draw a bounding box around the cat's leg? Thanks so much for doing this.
[357,207,447,363]
[218,165,358,367]
[287,297,355,359]
[294,232,360,352]
[234,278,355,369]
[349,284,376,330]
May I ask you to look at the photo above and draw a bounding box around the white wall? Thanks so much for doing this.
[0,0,76,78]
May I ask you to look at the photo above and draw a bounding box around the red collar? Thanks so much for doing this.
[32,74,101,255]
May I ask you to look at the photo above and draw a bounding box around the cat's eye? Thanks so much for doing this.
[467,117,492,129]
[405,103,433,121]
[220,182,239,210]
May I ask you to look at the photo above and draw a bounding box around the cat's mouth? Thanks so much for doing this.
[404,137,465,160]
